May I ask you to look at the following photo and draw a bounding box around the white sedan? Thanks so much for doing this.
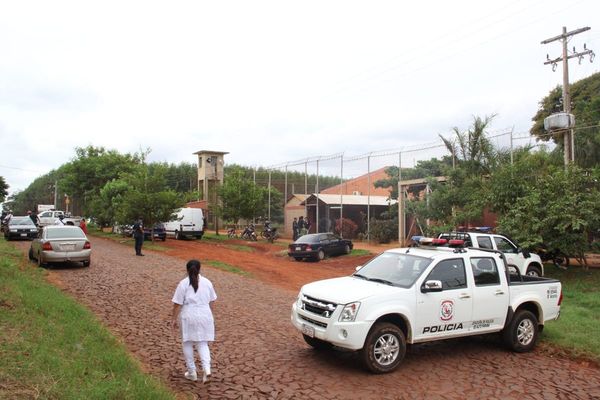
[29,225,91,267]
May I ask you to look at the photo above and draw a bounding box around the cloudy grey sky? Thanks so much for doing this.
[1,0,598,196]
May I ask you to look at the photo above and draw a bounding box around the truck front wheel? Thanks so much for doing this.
[303,334,333,350]
[504,310,539,352]
[361,322,406,373]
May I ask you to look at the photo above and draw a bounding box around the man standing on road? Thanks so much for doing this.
[27,210,40,227]
[292,217,299,241]
[133,218,144,256]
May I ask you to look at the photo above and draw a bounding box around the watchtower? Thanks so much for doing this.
[194,150,228,201]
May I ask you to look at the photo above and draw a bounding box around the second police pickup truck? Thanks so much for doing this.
[437,231,545,277]
[290,237,562,373]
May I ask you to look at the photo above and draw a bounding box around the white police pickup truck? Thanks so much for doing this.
[290,238,562,373]
[437,232,545,277]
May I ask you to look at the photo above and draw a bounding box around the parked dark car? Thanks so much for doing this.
[144,223,166,241]
[117,223,166,241]
[288,232,353,261]
[4,216,38,240]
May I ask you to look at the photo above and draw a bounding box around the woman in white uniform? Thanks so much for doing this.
[171,259,217,383]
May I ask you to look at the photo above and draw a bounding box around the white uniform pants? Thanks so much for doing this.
[182,340,211,374]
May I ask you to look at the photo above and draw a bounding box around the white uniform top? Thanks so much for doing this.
[172,275,217,342]
[54,218,65,225]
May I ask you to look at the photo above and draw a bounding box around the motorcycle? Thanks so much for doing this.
[240,224,257,241]
[261,221,278,243]
[227,227,237,238]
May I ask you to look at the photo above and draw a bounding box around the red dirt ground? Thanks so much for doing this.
[160,235,377,294]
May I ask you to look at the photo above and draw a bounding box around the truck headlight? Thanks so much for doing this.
[296,294,303,309]
[339,302,360,322]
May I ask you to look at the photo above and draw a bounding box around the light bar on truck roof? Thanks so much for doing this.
[412,237,466,248]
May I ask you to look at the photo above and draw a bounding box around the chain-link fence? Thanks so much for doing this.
[249,124,599,243]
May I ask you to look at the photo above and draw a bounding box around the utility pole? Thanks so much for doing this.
[541,26,594,165]
[53,180,58,210]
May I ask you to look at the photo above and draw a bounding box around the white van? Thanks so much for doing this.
[164,208,204,240]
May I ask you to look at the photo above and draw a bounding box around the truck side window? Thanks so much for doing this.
[425,259,467,290]
[470,257,500,286]
[477,237,493,249]
[494,237,517,253]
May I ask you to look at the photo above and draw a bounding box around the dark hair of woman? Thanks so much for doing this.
[186,259,201,293]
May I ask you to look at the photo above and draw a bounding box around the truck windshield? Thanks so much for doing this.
[354,252,432,288]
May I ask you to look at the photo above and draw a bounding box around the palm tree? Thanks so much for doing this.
[440,114,497,174]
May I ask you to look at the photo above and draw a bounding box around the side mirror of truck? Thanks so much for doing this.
[421,280,443,293]
[521,249,531,258]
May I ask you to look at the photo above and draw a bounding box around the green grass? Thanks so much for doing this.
[204,260,251,276]
[349,249,372,257]
[224,244,254,253]
[0,240,175,400]
[541,264,600,362]
[202,232,230,242]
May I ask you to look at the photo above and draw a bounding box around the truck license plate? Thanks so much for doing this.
[301,323,315,338]
[20,233,27,237]
[296,246,301,251]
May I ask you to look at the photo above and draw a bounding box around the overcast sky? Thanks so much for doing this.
[1,0,598,196]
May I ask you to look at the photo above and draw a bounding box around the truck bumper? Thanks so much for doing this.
[291,302,371,350]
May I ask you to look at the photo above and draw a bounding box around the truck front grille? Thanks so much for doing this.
[301,295,337,318]
[300,315,328,328]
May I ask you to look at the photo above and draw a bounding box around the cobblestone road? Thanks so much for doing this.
[16,237,600,399]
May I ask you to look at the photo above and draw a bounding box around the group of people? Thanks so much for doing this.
[291,215,311,240]
[1,210,87,234]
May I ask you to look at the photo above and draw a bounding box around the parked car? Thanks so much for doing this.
[144,223,166,241]
[3,216,39,240]
[288,233,353,261]
[29,225,91,267]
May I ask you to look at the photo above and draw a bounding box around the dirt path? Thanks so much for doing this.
[13,237,600,399]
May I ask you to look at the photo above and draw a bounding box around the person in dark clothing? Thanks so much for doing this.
[292,217,299,241]
[133,218,144,256]
[27,210,40,227]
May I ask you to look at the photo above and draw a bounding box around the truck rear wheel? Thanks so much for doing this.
[302,334,333,350]
[526,265,542,277]
[504,310,539,352]
[361,322,406,373]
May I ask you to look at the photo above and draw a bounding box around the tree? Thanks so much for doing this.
[497,165,600,268]
[216,166,282,224]
[531,72,600,168]
[486,147,561,216]
[89,179,131,227]
[439,114,498,175]
[112,164,184,237]
[0,176,8,204]
[60,145,142,215]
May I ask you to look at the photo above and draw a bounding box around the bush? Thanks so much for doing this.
[369,218,398,243]
[334,218,358,238]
